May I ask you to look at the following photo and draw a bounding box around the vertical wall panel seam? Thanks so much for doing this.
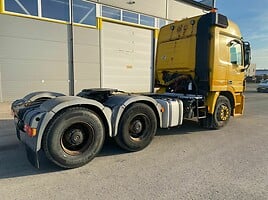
[99,18,103,88]
[0,64,3,102]
[166,0,169,19]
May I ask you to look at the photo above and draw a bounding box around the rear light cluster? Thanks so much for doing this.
[24,124,37,137]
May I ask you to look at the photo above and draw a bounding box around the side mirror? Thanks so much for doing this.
[243,41,251,68]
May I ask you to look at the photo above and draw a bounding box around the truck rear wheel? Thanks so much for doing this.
[115,103,157,151]
[201,95,231,129]
[42,107,105,169]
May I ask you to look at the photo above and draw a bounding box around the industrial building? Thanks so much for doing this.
[246,63,256,78]
[0,0,211,102]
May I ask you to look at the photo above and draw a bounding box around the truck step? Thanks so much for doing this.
[197,106,207,119]
[198,116,207,119]
[197,106,206,109]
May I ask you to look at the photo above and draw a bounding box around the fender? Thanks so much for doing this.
[224,86,244,116]
[206,91,220,114]
[104,95,163,137]
[12,91,65,115]
[33,96,112,152]
[23,91,65,102]
[206,90,239,115]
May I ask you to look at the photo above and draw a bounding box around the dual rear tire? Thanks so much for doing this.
[42,107,105,169]
[42,103,157,168]
[114,103,157,152]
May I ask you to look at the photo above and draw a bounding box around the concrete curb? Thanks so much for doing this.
[0,102,13,119]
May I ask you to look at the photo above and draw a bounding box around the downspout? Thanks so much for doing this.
[68,0,75,95]
[212,0,216,9]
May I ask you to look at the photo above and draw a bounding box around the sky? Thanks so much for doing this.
[216,0,268,69]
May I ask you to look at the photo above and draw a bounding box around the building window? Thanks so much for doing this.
[123,10,138,24]
[192,0,213,7]
[140,14,155,27]
[102,6,121,20]
[4,0,38,16]
[159,18,166,28]
[3,1,162,29]
[73,0,96,26]
[41,0,70,21]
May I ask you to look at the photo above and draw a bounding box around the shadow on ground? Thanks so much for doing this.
[0,118,207,179]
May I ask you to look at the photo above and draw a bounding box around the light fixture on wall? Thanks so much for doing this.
[127,0,136,5]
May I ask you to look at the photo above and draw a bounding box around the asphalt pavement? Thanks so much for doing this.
[0,83,267,200]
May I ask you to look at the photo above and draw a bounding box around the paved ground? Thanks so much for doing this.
[0,83,267,200]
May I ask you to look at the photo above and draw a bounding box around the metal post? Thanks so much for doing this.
[68,0,75,96]
[212,0,216,9]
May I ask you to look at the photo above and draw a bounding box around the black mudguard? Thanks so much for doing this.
[25,146,40,168]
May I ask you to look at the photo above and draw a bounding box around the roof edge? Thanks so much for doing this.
[177,0,212,11]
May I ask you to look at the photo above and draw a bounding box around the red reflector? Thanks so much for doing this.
[24,124,37,137]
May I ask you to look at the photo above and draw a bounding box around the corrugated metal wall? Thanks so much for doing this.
[0,15,101,101]
[101,21,153,92]
[167,0,204,19]
[0,15,70,101]
[73,26,101,92]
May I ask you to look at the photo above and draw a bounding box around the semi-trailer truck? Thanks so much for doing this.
[11,12,251,169]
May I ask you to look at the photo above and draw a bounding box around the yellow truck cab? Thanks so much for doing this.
[155,11,251,129]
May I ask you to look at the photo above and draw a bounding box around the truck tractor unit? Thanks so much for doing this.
[12,12,251,169]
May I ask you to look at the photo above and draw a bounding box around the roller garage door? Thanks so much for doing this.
[101,22,154,92]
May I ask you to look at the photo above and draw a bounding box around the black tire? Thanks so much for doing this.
[200,96,231,130]
[42,107,105,169]
[114,103,157,152]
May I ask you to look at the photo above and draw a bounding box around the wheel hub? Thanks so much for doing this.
[61,122,95,156]
[70,129,84,145]
[219,105,229,121]
[131,120,143,134]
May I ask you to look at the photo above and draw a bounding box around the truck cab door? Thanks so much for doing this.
[227,40,245,91]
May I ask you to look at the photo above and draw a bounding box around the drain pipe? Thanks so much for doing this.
[68,0,75,96]
[212,0,217,9]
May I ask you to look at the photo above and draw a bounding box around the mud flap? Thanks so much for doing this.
[234,93,245,116]
[25,146,40,168]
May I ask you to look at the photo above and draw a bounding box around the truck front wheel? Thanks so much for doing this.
[42,107,105,169]
[115,103,157,152]
[201,95,231,129]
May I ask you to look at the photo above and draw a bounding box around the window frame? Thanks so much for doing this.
[122,10,138,24]
[73,0,97,26]
[41,0,70,22]
[139,14,155,27]
[101,5,121,21]
[1,1,170,30]
[4,0,38,16]
[100,5,157,28]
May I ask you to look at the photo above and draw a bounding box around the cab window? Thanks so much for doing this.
[230,41,242,65]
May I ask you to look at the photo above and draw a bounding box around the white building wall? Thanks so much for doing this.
[0,15,70,101]
[73,26,101,93]
[101,21,153,92]
[167,0,205,20]
[246,63,256,77]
